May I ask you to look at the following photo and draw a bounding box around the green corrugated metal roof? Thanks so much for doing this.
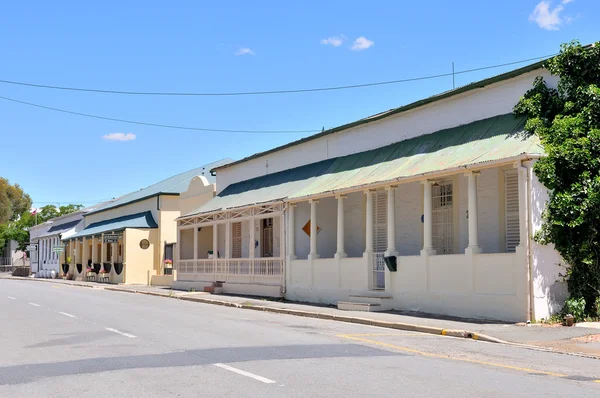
[66,211,158,240]
[185,114,543,217]
[86,159,233,215]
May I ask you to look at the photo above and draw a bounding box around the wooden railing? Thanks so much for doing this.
[175,258,284,281]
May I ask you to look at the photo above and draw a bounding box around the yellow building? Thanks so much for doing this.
[63,160,230,285]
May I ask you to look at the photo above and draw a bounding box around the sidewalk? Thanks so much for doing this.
[4,274,600,358]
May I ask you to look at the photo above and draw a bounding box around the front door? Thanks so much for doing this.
[432,181,454,254]
[372,190,387,289]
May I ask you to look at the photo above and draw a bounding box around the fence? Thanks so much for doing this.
[175,258,284,283]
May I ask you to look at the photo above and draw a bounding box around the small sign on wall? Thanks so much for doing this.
[302,220,322,237]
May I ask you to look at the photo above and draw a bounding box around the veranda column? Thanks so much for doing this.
[193,226,198,261]
[249,218,255,258]
[91,236,97,264]
[385,186,398,256]
[82,237,87,268]
[465,171,482,254]
[100,233,106,272]
[335,195,347,259]
[212,223,218,258]
[308,199,319,260]
[225,221,231,259]
[176,225,181,266]
[421,181,435,255]
[364,190,374,255]
[288,204,296,259]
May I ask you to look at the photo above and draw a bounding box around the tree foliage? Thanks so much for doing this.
[514,40,600,313]
[0,199,84,251]
[0,178,32,224]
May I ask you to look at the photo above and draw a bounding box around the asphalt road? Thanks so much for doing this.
[2,279,600,397]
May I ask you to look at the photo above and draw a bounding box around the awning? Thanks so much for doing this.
[183,114,543,218]
[66,211,158,240]
[37,220,81,239]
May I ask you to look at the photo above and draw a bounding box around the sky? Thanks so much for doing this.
[0,0,597,208]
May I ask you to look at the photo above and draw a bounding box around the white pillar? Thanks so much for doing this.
[364,190,374,254]
[288,205,296,259]
[249,219,255,259]
[193,226,198,260]
[212,223,218,258]
[176,226,181,265]
[279,214,285,259]
[335,195,347,259]
[308,200,319,260]
[421,181,435,256]
[466,172,482,254]
[225,222,231,259]
[385,186,398,256]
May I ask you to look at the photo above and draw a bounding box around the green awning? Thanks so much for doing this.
[184,114,543,217]
[65,211,158,240]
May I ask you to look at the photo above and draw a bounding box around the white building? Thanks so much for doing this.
[29,209,90,274]
[175,61,568,322]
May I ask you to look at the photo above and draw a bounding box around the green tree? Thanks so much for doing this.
[514,40,600,313]
[0,203,84,251]
[0,178,32,224]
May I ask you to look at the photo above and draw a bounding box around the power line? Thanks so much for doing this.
[0,54,555,97]
[0,95,319,134]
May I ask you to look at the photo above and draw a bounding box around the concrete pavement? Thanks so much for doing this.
[2,278,600,397]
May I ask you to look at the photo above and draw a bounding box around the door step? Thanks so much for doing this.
[337,301,382,312]
[337,294,393,312]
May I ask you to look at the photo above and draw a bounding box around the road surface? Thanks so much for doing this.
[2,279,600,397]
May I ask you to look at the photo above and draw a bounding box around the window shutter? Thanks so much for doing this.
[505,170,520,253]
[232,222,242,258]
[373,190,388,252]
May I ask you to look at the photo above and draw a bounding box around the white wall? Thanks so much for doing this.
[395,182,422,256]
[530,165,568,320]
[217,69,558,193]
[287,253,525,321]
[345,192,365,257]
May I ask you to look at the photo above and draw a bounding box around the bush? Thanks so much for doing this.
[565,297,586,322]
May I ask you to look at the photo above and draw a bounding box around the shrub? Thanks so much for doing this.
[565,297,586,322]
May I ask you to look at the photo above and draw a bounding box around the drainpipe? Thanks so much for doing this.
[282,202,288,295]
[519,162,534,323]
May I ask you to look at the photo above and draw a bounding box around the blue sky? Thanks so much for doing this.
[0,0,597,208]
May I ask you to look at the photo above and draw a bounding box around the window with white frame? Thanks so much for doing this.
[432,181,454,254]
[505,170,520,252]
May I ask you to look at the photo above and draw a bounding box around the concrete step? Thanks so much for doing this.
[337,301,383,312]
[348,294,392,305]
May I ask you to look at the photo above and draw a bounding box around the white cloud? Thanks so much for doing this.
[320,36,345,47]
[102,133,136,141]
[235,48,255,56]
[351,36,374,51]
[529,1,575,30]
